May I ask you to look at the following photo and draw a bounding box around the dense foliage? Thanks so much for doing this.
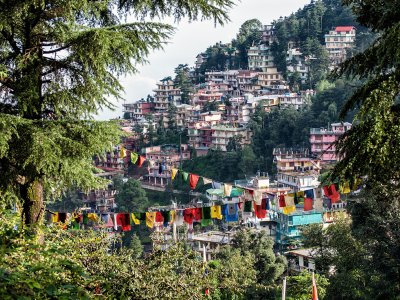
[0,0,234,228]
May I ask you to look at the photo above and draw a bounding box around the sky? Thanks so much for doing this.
[95,0,311,120]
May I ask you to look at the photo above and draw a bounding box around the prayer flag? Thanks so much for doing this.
[210,206,222,220]
[171,168,178,180]
[283,206,296,215]
[193,208,202,221]
[184,208,194,224]
[146,212,156,228]
[202,177,213,185]
[182,172,189,182]
[279,194,286,207]
[138,155,146,167]
[224,184,232,197]
[304,198,313,211]
[116,213,131,231]
[130,152,138,164]
[285,195,295,207]
[131,213,141,225]
[244,201,253,213]
[155,211,163,223]
[339,182,351,194]
[88,213,99,222]
[189,173,200,190]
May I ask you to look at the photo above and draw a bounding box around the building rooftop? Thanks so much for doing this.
[287,248,316,258]
[335,26,356,32]
[192,231,233,244]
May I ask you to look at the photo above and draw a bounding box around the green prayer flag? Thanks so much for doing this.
[201,219,213,227]
[182,172,189,182]
[131,152,139,164]
[202,207,211,220]
[83,213,89,225]
[244,201,253,212]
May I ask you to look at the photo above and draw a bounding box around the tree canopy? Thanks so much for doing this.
[0,0,234,226]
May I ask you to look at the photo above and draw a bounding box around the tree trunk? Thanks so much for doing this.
[21,180,45,227]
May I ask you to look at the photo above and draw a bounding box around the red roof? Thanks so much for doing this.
[335,26,355,32]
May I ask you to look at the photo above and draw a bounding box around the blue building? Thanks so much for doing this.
[272,210,323,252]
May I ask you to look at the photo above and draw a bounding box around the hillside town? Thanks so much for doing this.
[2,0,398,299]
[83,23,357,262]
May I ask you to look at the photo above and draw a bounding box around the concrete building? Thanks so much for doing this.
[248,44,275,72]
[257,68,285,89]
[325,26,356,65]
[278,93,306,109]
[122,100,154,121]
[153,79,181,113]
[261,24,275,45]
[195,53,207,69]
[142,144,190,187]
[310,122,352,163]
[237,70,261,95]
[210,125,252,151]
[286,48,309,83]
[286,249,316,273]
[272,209,323,252]
[273,148,321,192]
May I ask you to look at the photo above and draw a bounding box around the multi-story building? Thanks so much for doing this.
[272,210,323,252]
[310,122,352,163]
[257,68,285,89]
[82,170,120,212]
[153,79,181,113]
[325,26,356,65]
[261,24,275,45]
[205,70,239,92]
[273,148,321,192]
[210,125,252,151]
[192,83,224,106]
[142,144,190,187]
[248,44,275,72]
[122,100,154,121]
[286,48,309,83]
[278,93,306,109]
[195,53,207,69]
[237,70,260,95]
[94,145,126,171]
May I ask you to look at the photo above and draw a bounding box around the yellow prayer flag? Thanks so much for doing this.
[146,212,156,228]
[210,205,223,220]
[340,182,351,194]
[171,168,178,180]
[120,146,126,158]
[131,213,140,225]
[283,205,296,215]
[170,211,175,224]
[88,213,99,222]
[202,177,213,185]
[52,212,59,223]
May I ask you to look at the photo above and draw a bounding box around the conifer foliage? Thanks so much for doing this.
[0,0,234,227]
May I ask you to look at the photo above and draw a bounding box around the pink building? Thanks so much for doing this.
[310,122,352,163]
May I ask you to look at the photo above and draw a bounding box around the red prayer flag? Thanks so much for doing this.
[193,207,202,221]
[138,155,146,167]
[279,194,286,207]
[189,173,200,190]
[329,184,340,203]
[184,208,194,224]
[253,201,267,219]
[155,211,163,223]
[304,198,313,211]
[116,213,131,231]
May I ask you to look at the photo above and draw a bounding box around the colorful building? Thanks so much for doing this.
[325,26,356,65]
[310,122,352,163]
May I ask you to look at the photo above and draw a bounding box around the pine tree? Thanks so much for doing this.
[0,0,233,228]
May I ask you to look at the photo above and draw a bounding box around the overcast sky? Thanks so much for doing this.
[95,0,311,120]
